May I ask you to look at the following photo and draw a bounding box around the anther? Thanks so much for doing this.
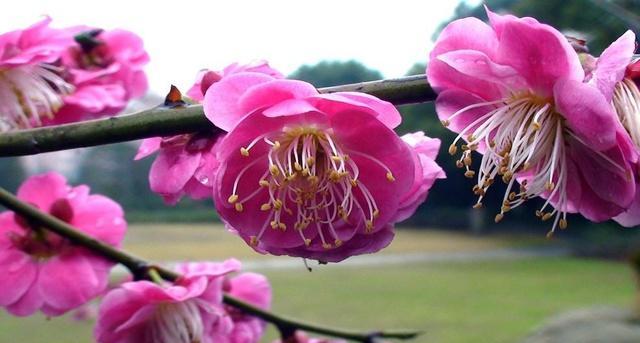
[304,239,311,246]
[240,147,250,157]
[273,199,283,210]
[473,203,483,209]
[249,236,258,246]
[259,180,270,187]
[448,144,457,155]
[386,172,395,182]
[456,160,464,168]
[441,119,450,127]
[494,213,504,223]
[559,219,568,229]
[294,162,302,171]
[269,164,280,176]
[260,203,272,211]
[541,213,552,221]
[464,170,476,178]
[234,203,244,212]
[545,182,555,191]
[463,156,472,166]
[273,141,281,150]
[334,239,343,247]
[228,194,239,204]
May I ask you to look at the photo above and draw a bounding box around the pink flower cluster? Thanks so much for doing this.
[0,172,126,316]
[0,17,148,131]
[427,7,640,234]
[95,259,271,343]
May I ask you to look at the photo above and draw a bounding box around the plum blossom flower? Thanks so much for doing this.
[135,61,282,204]
[426,8,637,235]
[204,73,427,262]
[177,261,272,343]
[0,17,73,131]
[583,30,640,227]
[96,259,271,343]
[44,27,149,125]
[0,172,126,316]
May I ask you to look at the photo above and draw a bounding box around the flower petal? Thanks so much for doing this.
[554,79,618,150]
[592,30,636,101]
[203,72,276,131]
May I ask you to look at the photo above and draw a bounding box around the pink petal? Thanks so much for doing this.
[312,92,402,129]
[436,49,526,91]
[70,194,126,246]
[614,187,640,227]
[0,250,37,306]
[149,147,201,197]
[592,30,636,101]
[554,79,618,150]
[6,275,44,317]
[17,172,69,211]
[38,253,107,314]
[238,79,319,116]
[229,272,272,310]
[493,14,584,96]
[427,17,503,100]
[434,89,498,133]
[203,72,276,131]
[135,137,162,160]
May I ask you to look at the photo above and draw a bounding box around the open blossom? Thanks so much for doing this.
[96,259,271,343]
[205,73,431,262]
[0,172,126,316]
[177,261,272,343]
[45,27,149,124]
[0,17,73,131]
[135,61,282,204]
[584,31,640,227]
[426,8,637,235]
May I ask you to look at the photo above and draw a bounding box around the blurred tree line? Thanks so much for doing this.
[1,0,638,239]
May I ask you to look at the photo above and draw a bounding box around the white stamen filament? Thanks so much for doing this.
[231,126,394,248]
[148,299,209,343]
[0,64,72,132]
[447,93,585,234]
[613,78,640,147]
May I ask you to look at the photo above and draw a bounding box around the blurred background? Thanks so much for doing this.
[2,0,640,342]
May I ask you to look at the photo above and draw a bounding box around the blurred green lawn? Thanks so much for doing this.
[0,225,634,343]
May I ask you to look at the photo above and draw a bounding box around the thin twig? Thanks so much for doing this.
[0,75,434,157]
[0,186,421,342]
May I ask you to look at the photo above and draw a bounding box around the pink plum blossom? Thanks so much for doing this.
[0,17,73,131]
[204,74,432,262]
[583,30,640,227]
[45,28,149,124]
[135,61,282,204]
[95,259,271,343]
[177,261,272,343]
[0,172,126,316]
[426,8,637,235]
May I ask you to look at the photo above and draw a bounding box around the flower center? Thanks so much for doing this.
[228,126,395,249]
[613,78,640,147]
[149,300,207,343]
[10,199,73,259]
[444,93,573,235]
[0,63,72,131]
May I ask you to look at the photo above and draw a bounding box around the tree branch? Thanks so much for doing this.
[0,75,434,157]
[0,186,421,342]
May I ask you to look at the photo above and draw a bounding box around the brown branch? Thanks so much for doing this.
[0,75,434,157]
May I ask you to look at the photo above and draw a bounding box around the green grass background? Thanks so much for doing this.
[0,226,634,343]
